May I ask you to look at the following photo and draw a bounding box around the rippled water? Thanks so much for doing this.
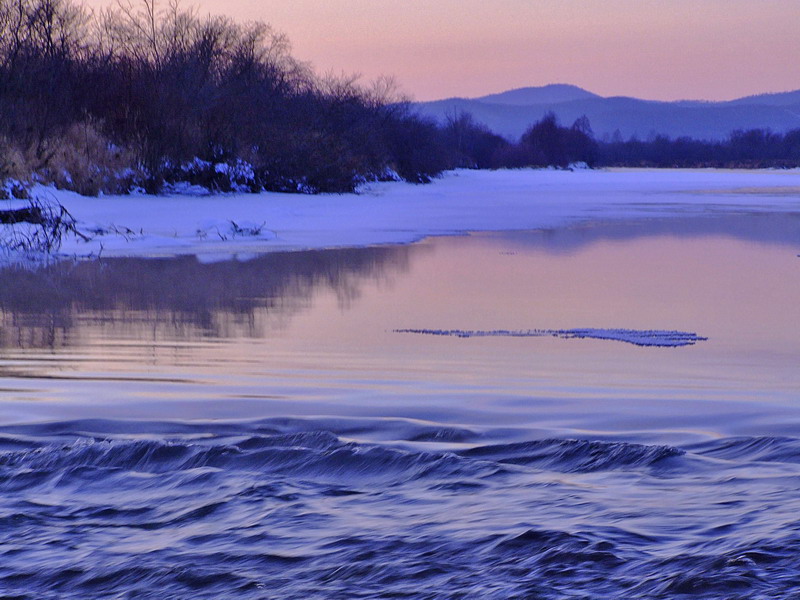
[2,213,800,598]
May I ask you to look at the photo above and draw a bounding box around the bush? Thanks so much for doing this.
[164,158,260,193]
[35,121,142,196]
[0,140,32,198]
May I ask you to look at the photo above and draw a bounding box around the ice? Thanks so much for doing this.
[394,328,708,347]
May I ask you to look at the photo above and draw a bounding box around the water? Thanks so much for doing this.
[1,213,800,598]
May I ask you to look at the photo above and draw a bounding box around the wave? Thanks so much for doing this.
[0,425,689,485]
[689,435,800,463]
[5,422,800,483]
[459,438,685,472]
[2,421,800,599]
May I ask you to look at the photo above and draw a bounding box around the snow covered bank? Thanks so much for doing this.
[11,168,800,259]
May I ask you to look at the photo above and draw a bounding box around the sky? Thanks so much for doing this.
[82,0,800,102]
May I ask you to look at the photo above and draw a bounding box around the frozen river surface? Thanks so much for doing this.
[1,207,800,598]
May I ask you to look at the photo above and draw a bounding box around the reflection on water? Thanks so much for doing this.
[1,211,798,433]
[0,246,413,348]
[487,212,800,254]
[2,213,800,599]
[3,212,797,350]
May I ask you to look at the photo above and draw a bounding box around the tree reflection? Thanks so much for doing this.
[0,246,412,349]
[482,213,800,255]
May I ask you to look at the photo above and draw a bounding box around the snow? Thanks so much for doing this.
[7,168,800,259]
[394,328,708,347]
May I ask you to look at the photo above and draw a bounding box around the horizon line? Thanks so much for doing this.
[416,83,800,105]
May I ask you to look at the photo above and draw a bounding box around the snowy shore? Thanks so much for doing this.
[10,168,800,259]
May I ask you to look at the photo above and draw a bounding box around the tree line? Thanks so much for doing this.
[1,0,798,199]
[598,128,800,168]
[442,111,800,170]
[0,0,453,196]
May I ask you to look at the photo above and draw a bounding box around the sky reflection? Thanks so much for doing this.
[1,214,798,434]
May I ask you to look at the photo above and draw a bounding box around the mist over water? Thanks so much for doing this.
[2,213,800,598]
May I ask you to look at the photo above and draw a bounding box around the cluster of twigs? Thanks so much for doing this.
[0,196,88,255]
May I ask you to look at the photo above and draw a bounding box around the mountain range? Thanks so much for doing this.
[413,84,800,141]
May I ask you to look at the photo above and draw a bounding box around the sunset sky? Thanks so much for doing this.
[83,0,800,102]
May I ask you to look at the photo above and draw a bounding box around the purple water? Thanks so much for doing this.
[1,213,799,598]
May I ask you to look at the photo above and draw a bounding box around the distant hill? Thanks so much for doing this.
[726,90,800,107]
[414,85,800,141]
[475,84,600,106]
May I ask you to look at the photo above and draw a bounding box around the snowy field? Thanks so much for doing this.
[8,167,800,259]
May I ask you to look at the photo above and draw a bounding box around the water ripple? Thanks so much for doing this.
[1,419,799,598]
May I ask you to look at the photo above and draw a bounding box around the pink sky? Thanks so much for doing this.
[83,0,800,101]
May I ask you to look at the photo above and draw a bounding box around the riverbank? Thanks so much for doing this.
[5,167,800,260]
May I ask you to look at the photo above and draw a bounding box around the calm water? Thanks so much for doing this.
[1,213,800,598]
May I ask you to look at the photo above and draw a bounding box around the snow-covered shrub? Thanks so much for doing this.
[375,167,402,182]
[0,178,29,200]
[165,158,261,193]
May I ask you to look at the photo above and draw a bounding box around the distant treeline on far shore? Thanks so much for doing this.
[445,112,800,171]
[2,0,800,199]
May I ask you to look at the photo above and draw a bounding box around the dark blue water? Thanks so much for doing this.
[2,214,800,598]
[2,418,800,599]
